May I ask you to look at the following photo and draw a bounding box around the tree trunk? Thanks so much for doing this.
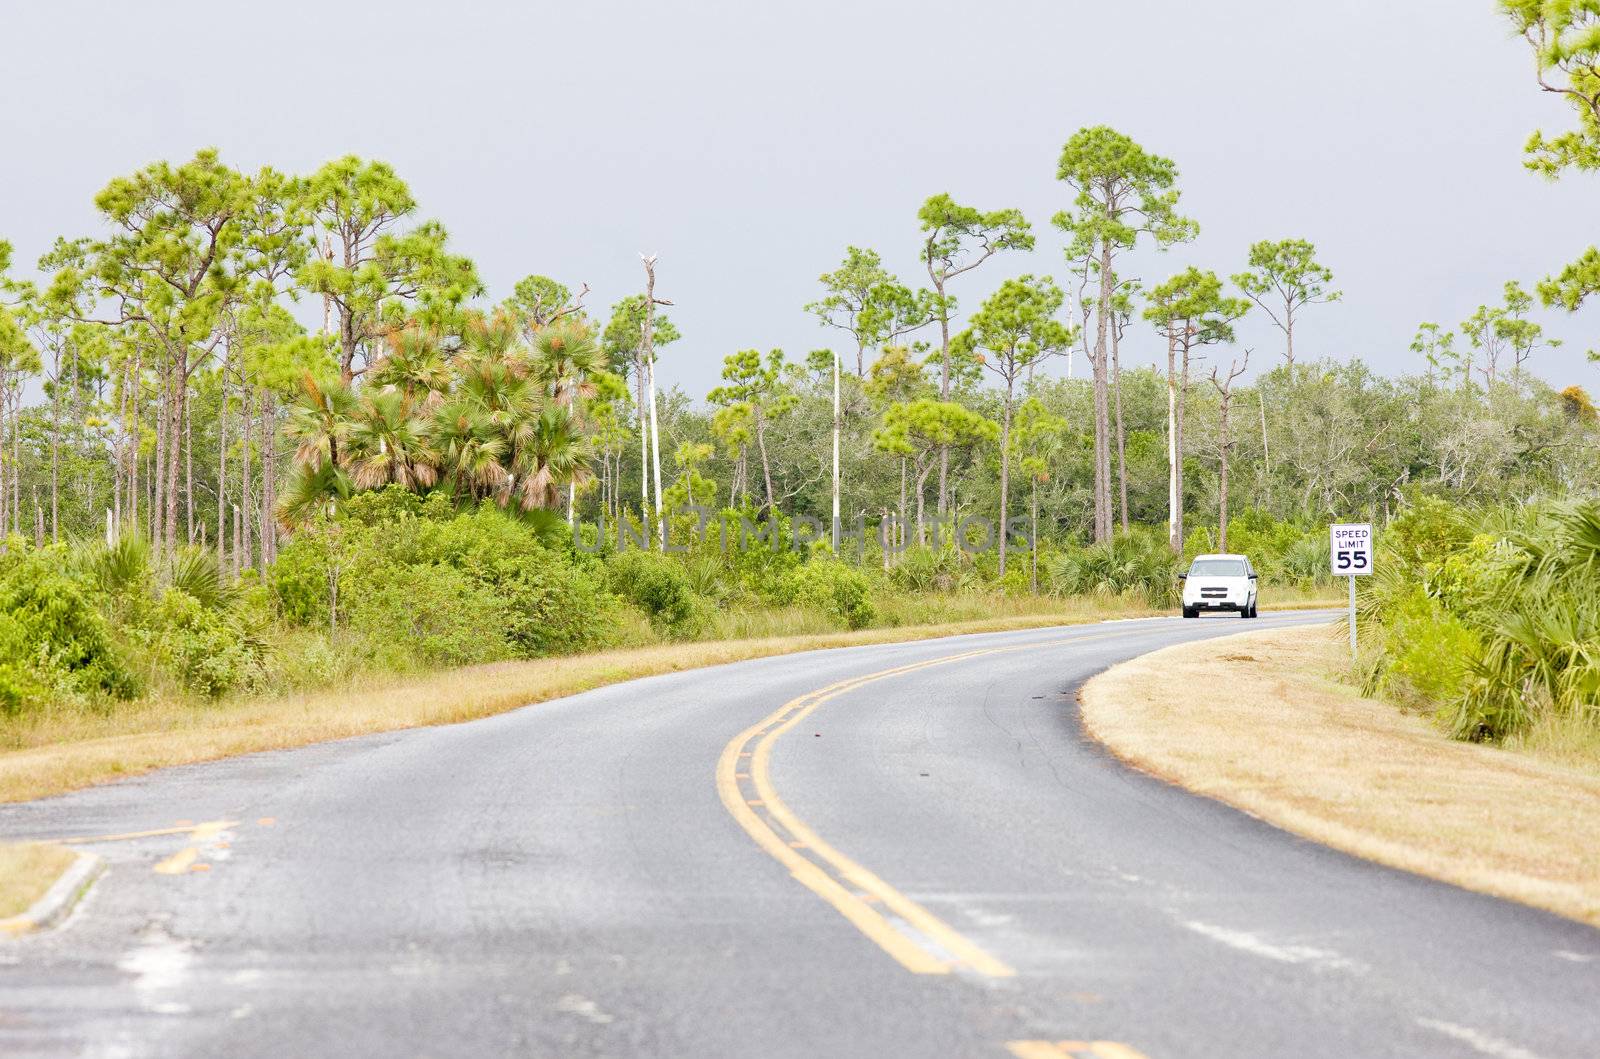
[1030,477,1039,594]
[642,259,665,549]
[1112,315,1129,533]
[935,277,951,517]
[259,389,274,569]
[185,383,194,545]
[1165,331,1180,553]
[831,349,841,550]
[1090,240,1114,543]
[241,381,254,572]
[218,359,228,568]
[636,352,649,515]
[1218,402,1231,552]
[1175,337,1191,553]
[755,410,776,514]
[998,374,1015,577]
[50,349,60,542]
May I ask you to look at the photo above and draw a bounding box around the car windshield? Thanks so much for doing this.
[1189,559,1247,577]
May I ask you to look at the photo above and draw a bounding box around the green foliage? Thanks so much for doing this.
[147,588,263,699]
[271,488,617,658]
[1048,529,1178,604]
[889,546,978,593]
[780,560,877,630]
[1365,497,1600,742]
[0,541,137,713]
[606,550,706,638]
[346,561,515,670]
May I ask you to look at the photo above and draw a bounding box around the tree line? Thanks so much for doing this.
[0,107,1596,587]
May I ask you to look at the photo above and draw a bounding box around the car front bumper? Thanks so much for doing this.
[1187,597,1249,611]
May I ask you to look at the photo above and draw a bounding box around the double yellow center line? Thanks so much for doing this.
[716,629,1127,978]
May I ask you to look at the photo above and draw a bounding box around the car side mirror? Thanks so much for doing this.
[1177,573,1187,580]
[1248,573,1258,580]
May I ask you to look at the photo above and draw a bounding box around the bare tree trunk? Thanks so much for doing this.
[241,381,254,572]
[217,359,227,567]
[1112,315,1129,533]
[1090,241,1114,543]
[831,349,841,550]
[114,358,127,538]
[185,383,194,545]
[755,411,776,514]
[153,361,167,552]
[1165,332,1181,553]
[49,349,60,542]
[1175,337,1191,553]
[1030,477,1039,594]
[935,278,951,516]
[259,390,274,569]
[998,374,1015,577]
[897,456,907,564]
[641,256,668,549]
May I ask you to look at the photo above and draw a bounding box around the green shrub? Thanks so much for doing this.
[1049,528,1178,604]
[0,544,137,713]
[780,561,876,630]
[346,561,516,668]
[890,546,977,593]
[1375,585,1482,709]
[148,588,264,699]
[606,550,707,637]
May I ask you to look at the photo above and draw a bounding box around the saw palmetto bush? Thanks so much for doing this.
[1366,497,1600,741]
[1048,527,1179,605]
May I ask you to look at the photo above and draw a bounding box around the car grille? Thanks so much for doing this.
[1200,588,1228,598]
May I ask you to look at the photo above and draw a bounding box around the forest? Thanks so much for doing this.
[0,1,1597,749]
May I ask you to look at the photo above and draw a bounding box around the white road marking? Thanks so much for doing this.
[1416,1017,1548,1059]
[1552,949,1594,963]
[1183,919,1362,972]
[556,993,614,1025]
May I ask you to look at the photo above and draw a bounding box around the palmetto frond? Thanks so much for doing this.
[531,319,602,407]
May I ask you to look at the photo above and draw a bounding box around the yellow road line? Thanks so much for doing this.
[152,847,198,874]
[717,630,1127,978]
[38,819,241,845]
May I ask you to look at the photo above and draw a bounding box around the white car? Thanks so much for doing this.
[1180,553,1259,619]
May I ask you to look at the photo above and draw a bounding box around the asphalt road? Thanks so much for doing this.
[1,611,1596,1059]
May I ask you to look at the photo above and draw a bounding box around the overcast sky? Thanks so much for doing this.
[4,0,1597,395]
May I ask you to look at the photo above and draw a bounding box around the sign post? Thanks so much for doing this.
[1329,522,1373,657]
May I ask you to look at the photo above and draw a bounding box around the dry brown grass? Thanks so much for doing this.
[1081,624,1600,927]
[0,842,77,921]
[0,606,1182,806]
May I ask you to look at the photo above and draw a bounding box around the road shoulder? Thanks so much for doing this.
[1080,622,1600,928]
[0,843,101,934]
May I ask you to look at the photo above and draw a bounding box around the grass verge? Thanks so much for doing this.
[1,599,1187,806]
[1080,623,1600,927]
[0,842,78,921]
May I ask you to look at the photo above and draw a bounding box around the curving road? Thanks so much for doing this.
[1,611,1596,1058]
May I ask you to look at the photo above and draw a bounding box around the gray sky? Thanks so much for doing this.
[4,0,1597,395]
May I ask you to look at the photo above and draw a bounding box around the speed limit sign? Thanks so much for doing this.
[1331,522,1372,657]
[1330,523,1373,576]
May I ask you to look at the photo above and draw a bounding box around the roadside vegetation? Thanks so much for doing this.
[1358,496,1600,761]
[1,0,1600,787]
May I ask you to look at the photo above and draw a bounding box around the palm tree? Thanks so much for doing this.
[511,403,592,511]
[344,389,440,491]
[277,461,351,528]
[532,321,602,408]
[429,398,510,502]
[284,374,354,473]
[370,326,452,410]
